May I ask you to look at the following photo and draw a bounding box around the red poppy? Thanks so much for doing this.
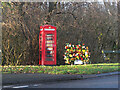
[81,58,83,60]
[65,47,67,49]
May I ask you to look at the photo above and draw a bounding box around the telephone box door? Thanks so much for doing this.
[43,32,56,65]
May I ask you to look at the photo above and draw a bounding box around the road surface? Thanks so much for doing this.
[3,75,119,88]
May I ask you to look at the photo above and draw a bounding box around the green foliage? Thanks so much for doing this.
[1,2,11,8]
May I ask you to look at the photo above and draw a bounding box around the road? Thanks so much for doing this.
[3,75,119,88]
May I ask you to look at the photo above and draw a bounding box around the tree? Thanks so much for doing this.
[2,2,118,65]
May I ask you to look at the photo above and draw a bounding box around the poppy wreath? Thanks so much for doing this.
[63,43,90,65]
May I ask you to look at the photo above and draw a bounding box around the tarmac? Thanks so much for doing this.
[2,71,120,86]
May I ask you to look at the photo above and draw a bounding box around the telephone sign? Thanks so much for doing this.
[39,25,57,65]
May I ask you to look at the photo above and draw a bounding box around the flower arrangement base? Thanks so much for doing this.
[71,61,74,65]
[84,62,87,65]
[74,60,83,65]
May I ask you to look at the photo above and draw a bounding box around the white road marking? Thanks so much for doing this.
[12,85,29,88]
[3,83,42,88]
[3,85,14,88]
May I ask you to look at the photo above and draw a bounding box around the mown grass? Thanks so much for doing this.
[1,63,119,75]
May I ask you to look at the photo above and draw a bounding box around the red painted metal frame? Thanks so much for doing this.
[39,25,56,65]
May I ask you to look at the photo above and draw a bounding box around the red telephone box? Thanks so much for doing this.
[39,25,57,65]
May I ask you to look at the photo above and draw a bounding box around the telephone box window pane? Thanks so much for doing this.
[46,34,54,40]
[40,38,42,41]
[46,51,54,54]
[46,55,53,57]
[46,37,53,40]
[46,47,53,50]
[46,51,52,54]
[46,34,53,36]
[46,44,53,47]
[45,33,55,62]
[46,58,53,61]
[46,41,54,43]
[46,51,50,53]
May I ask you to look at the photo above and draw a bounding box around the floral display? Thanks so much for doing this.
[63,43,90,65]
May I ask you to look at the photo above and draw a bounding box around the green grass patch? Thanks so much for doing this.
[1,63,119,75]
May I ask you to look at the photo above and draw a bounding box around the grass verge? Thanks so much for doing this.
[1,63,119,75]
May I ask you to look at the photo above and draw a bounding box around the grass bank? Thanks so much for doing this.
[1,63,119,75]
